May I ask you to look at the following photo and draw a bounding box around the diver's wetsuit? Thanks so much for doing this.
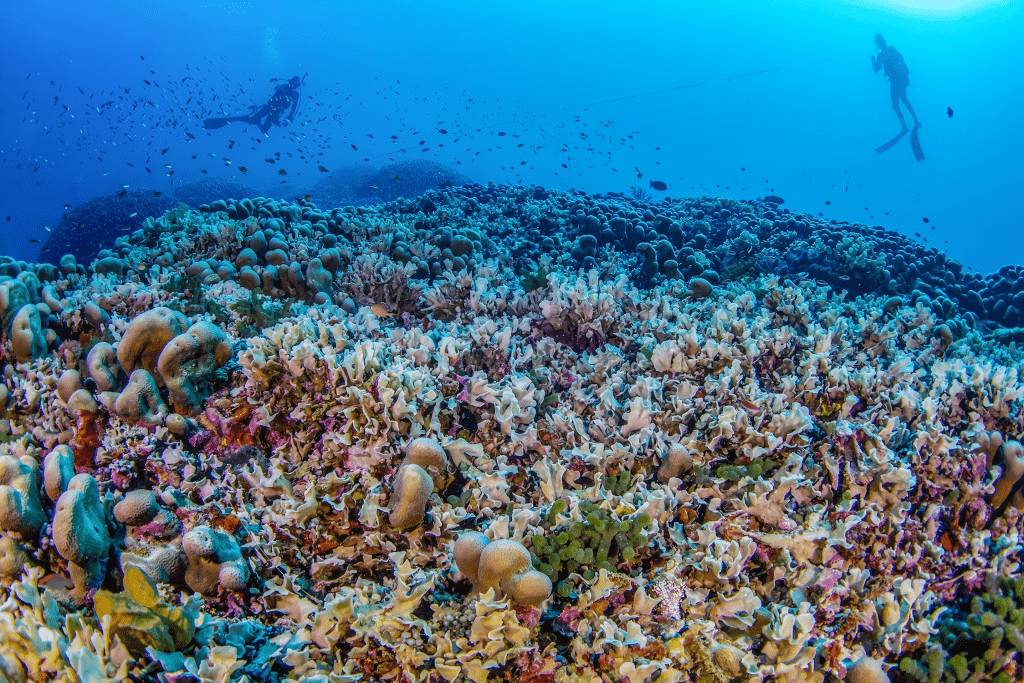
[202,76,302,134]
[873,46,918,131]
[246,78,301,134]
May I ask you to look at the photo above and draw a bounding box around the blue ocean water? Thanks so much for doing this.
[0,0,1021,271]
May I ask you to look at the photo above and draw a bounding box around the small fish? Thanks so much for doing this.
[117,189,127,196]
[303,194,312,202]
[239,166,247,173]
[923,217,929,223]
[369,303,393,317]
[278,169,287,175]
[28,238,41,243]
[764,195,785,205]
[947,107,953,118]
[4,216,9,221]
[392,175,400,183]
[153,191,162,196]
[129,212,137,217]
[649,180,667,191]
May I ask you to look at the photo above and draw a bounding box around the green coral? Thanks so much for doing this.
[165,203,191,226]
[229,290,293,338]
[603,471,634,496]
[161,273,226,319]
[529,499,651,585]
[519,260,556,293]
[809,234,887,281]
[715,457,769,483]
[896,572,1024,683]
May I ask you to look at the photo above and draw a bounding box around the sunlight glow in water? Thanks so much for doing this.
[841,0,1009,17]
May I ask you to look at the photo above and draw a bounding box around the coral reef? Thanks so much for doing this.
[1,183,1023,683]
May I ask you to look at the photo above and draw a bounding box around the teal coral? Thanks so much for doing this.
[895,571,1024,683]
[529,498,652,586]
[519,259,556,293]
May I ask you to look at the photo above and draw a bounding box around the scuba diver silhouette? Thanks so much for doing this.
[203,74,305,134]
[872,33,919,132]
[872,33,925,160]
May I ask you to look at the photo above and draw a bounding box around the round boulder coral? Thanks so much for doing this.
[455,534,552,607]
[156,320,232,415]
[116,306,189,381]
[182,525,248,595]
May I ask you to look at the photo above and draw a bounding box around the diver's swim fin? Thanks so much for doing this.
[910,124,925,162]
[875,129,908,154]
[203,116,251,130]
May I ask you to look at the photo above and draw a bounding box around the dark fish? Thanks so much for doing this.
[764,195,785,205]
[5,216,10,221]
[393,175,400,182]
[239,166,247,173]
[28,238,41,243]
[278,169,287,175]
[351,144,357,150]
[153,191,162,196]
[117,189,127,196]
[318,165,328,172]
[947,107,953,118]
[649,180,667,191]
[923,217,929,223]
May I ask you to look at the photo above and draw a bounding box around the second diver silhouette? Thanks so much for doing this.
[871,33,924,161]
